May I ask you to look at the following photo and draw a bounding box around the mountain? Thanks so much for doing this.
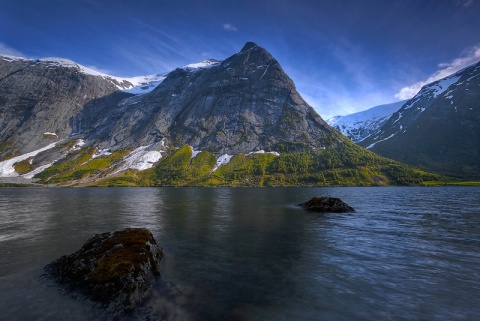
[359,61,480,179]
[77,42,340,154]
[0,43,436,186]
[327,100,407,142]
[0,55,168,157]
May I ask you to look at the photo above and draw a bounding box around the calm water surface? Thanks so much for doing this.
[0,187,479,320]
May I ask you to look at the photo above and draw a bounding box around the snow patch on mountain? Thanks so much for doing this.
[22,162,55,179]
[0,142,60,177]
[366,133,395,150]
[213,154,232,172]
[247,150,280,156]
[327,100,406,143]
[189,146,201,159]
[92,149,112,159]
[121,75,167,94]
[429,75,462,98]
[114,146,163,174]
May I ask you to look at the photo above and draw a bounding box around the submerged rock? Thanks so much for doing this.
[299,197,355,213]
[44,228,164,316]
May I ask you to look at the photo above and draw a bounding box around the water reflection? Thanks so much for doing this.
[0,187,479,321]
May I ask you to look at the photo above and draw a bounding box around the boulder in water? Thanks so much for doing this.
[44,228,164,316]
[299,197,354,213]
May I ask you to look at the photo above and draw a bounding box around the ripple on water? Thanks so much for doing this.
[0,186,479,320]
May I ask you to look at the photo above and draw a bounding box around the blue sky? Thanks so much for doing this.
[1,0,479,119]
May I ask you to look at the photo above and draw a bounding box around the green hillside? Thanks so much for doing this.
[34,141,440,187]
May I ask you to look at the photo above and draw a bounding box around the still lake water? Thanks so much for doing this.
[0,187,479,320]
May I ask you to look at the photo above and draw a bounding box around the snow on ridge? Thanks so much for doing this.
[0,142,60,177]
[425,75,461,98]
[0,54,166,92]
[182,59,220,70]
[121,76,166,94]
[212,154,233,172]
[1,54,31,62]
[326,116,341,126]
[2,54,219,94]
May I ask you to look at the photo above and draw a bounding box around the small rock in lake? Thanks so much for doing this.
[44,228,164,316]
[299,197,355,213]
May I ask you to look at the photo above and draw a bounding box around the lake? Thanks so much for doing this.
[1,187,479,320]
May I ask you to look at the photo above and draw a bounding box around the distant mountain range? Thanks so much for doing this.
[359,62,480,179]
[0,42,431,186]
[327,100,407,143]
[328,62,480,179]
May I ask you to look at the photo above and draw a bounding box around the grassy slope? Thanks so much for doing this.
[84,141,444,187]
[35,147,130,185]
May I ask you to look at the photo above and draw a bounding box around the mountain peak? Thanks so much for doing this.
[240,42,259,52]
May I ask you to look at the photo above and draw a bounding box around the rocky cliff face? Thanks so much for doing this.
[81,42,340,154]
[0,43,353,183]
[0,56,131,157]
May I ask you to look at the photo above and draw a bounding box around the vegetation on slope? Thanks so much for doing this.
[13,158,34,174]
[86,141,440,187]
[35,147,129,184]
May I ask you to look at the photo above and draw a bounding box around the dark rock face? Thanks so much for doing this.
[0,56,131,157]
[1,42,343,166]
[44,228,164,316]
[299,197,355,213]
[359,61,480,179]
[83,42,340,154]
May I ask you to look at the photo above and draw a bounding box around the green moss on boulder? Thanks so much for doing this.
[44,228,164,316]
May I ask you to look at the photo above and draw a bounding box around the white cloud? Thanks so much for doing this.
[395,45,480,100]
[0,43,24,57]
[223,23,238,32]
[456,0,474,7]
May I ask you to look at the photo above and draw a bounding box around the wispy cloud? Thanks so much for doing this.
[223,23,238,32]
[0,43,24,57]
[84,65,112,75]
[456,0,475,7]
[395,44,480,100]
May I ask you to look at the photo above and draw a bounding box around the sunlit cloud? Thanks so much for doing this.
[0,43,24,57]
[223,23,238,31]
[395,44,480,100]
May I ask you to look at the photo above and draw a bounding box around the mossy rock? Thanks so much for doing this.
[299,197,355,213]
[44,228,164,316]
